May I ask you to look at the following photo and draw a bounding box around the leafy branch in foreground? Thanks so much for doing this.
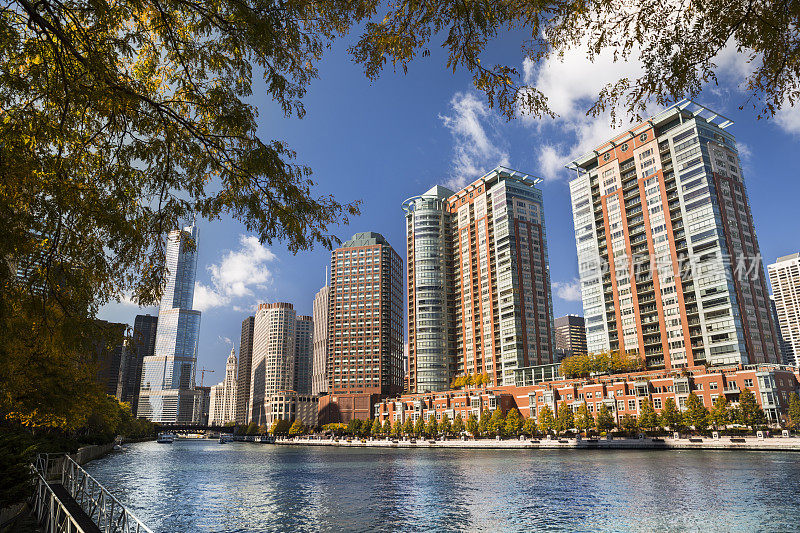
[351,0,800,123]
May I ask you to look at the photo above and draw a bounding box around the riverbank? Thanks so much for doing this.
[272,435,800,451]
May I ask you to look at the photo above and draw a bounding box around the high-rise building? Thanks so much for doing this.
[311,285,330,396]
[554,315,587,358]
[320,232,404,422]
[768,253,800,367]
[209,348,238,425]
[568,101,780,370]
[249,302,297,425]
[403,185,456,394]
[138,225,203,423]
[235,316,255,424]
[117,314,157,416]
[91,320,128,397]
[403,167,556,392]
[294,315,313,394]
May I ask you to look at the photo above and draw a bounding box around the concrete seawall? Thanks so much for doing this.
[274,436,800,452]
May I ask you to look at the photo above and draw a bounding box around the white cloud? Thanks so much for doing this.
[521,40,772,180]
[775,105,800,135]
[193,235,276,311]
[521,45,645,182]
[439,92,510,190]
[218,335,233,346]
[552,279,582,302]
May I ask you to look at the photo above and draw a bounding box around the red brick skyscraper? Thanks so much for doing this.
[320,232,404,422]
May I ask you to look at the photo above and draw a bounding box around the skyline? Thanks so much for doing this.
[98,38,800,380]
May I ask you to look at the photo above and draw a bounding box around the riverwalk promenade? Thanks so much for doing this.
[273,434,800,452]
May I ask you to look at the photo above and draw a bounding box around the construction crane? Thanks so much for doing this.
[199,368,215,388]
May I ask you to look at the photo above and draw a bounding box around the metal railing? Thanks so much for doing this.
[31,466,84,533]
[32,453,153,533]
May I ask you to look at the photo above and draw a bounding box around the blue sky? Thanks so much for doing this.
[99,33,800,381]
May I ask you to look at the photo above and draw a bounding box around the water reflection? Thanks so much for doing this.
[86,441,800,532]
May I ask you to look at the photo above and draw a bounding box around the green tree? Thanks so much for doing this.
[478,409,491,437]
[347,418,362,437]
[537,405,556,435]
[425,414,437,438]
[574,403,593,433]
[787,393,800,430]
[710,396,731,430]
[659,398,683,430]
[596,404,615,433]
[619,414,639,435]
[414,416,425,437]
[361,420,372,437]
[684,393,709,431]
[371,418,381,436]
[489,409,505,437]
[452,414,465,436]
[383,419,392,436]
[288,420,305,437]
[245,422,258,436]
[638,399,659,432]
[392,420,402,438]
[738,388,767,430]
[556,402,574,434]
[466,413,479,437]
[269,419,291,436]
[504,408,523,437]
[522,417,537,437]
[402,418,414,437]
[439,413,452,437]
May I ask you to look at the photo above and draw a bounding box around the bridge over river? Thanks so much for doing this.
[31,453,153,533]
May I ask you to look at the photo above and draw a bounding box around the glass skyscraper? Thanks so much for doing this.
[138,225,203,423]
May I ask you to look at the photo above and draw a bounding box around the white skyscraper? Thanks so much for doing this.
[138,225,203,423]
[768,253,800,367]
[248,302,296,425]
[311,285,329,395]
[209,348,238,425]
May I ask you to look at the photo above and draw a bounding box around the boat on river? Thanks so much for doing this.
[157,433,175,444]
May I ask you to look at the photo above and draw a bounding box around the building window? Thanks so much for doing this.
[653,398,662,409]
[628,399,636,411]
[744,379,753,388]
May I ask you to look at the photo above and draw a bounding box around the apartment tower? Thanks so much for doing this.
[235,316,255,424]
[568,101,780,370]
[768,253,800,366]
[403,185,456,393]
[403,167,556,391]
[138,225,202,423]
[322,232,404,421]
[311,285,330,395]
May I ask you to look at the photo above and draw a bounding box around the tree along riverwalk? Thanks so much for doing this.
[31,453,153,533]
[266,434,800,451]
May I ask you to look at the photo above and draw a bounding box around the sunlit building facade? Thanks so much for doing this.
[249,302,296,425]
[312,285,330,396]
[404,168,556,392]
[769,253,800,367]
[209,348,237,425]
[568,101,781,370]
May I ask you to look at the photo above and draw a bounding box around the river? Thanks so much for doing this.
[85,439,800,532]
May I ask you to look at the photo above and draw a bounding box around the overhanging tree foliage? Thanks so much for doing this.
[352,0,800,122]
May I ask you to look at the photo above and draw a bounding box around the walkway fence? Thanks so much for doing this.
[32,453,153,533]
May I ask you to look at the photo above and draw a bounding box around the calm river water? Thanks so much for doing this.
[85,439,800,532]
